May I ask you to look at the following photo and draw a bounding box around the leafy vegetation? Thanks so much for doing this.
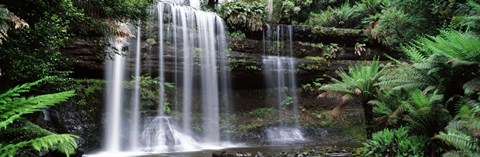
[361,127,426,157]
[219,1,265,31]
[320,60,384,136]
[0,78,78,157]
[0,0,154,86]
[126,76,175,115]
[435,100,480,157]
[316,6,480,154]
[305,2,361,28]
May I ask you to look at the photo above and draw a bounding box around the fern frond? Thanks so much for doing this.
[436,132,479,152]
[0,78,46,103]
[320,60,383,102]
[0,90,75,129]
[403,30,480,63]
[0,134,79,157]
[402,44,428,62]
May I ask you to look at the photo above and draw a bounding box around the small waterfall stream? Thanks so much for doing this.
[263,24,304,143]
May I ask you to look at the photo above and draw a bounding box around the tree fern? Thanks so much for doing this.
[320,60,384,101]
[320,60,384,136]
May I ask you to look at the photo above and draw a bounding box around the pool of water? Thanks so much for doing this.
[90,142,361,157]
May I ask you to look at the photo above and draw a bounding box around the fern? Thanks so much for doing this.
[402,30,480,63]
[0,78,45,102]
[0,90,75,129]
[320,60,384,102]
[435,101,480,156]
[378,63,439,91]
[0,134,79,157]
[362,127,426,157]
[0,79,78,156]
[452,0,480,32]
[437,132,479,152]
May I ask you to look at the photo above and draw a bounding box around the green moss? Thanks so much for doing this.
[304,56,326,62]
[248,107,275,117]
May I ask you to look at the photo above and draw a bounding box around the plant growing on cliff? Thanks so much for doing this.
[305,2,361,28]
[126,76,175,115]
[219,1,265,31]
[0,78,78,157]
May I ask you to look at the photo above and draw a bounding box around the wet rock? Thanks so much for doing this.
[235,152,252,157]
[323,152,352,157]
[213,151,234,157]
[297,152,309,157]
[254,151,264,157]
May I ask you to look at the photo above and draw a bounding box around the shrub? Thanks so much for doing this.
[305,2,361,28]
[362,127,426,157]
[219,1,265,31]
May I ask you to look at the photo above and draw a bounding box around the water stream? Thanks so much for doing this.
[262,24,304,143]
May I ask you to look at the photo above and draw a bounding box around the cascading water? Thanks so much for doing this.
[263,24,304,143]
[104,36,127,152]
[99,0,231,155]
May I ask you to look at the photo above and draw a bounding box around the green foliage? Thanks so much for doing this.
[369,7,424,47]
[0,134,78,157]
[452,0,480,32]
[354,0,387,16]
[0,78,75,128]
[436,101,480,157]
[0,0,154,85]
[219,1,265,31]
[305,3,361,28]
[364,0,454,47]
[126,76,175,115]
[277,0,313,23]
[248,107,275,117]
[380,30,480,96]
[402,30,480,63]
[320,60,383,102]
[302,78,323,92]
[320,60,384,136]
[280,96,293,109]
[0,78,78,156]
[362,127,426,157]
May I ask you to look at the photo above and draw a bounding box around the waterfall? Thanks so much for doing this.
[104,36,127,152]
[101,0,231,154]
[128,25,142,151]
[263,24,303,143]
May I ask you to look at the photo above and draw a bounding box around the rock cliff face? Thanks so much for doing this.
[61,25,396,85]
